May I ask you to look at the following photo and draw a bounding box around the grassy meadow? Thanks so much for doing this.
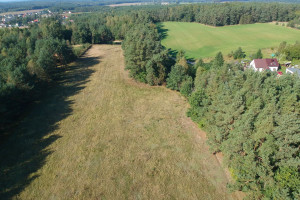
[0,45,238,199]
[160,22,300,59]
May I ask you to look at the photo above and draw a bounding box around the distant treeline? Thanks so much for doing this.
[216,0,300,3]
[149,3,299,26]
[0,0,124,13]
[1,2,299,199]
[1,0,300,14]
[68,2,300,26]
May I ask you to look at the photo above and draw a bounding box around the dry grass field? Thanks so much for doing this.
[0,45,237,199]
[0,9,44,16]
[107,3,142,7]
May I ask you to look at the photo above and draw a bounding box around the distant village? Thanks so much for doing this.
[0,9,72,28]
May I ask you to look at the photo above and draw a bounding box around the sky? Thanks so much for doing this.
[0,0,27,1]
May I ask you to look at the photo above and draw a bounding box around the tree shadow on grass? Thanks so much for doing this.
[157,23,169,40]
[157,24,197,63]
[0,55,100,199]
[167,49,196,64]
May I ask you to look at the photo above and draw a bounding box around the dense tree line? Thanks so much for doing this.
[0,0,146,13]
[187,62,300,199]
[150,3,299,26]
[70,15,114,44]
[122,23,173,84]
[0,17,78,134]
[2,0,299,14]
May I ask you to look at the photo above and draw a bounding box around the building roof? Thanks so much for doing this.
[286,68,300,77]
[254,59,279,70]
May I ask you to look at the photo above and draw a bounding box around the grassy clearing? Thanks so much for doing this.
[1,45,237,199]
[160,22,300,59]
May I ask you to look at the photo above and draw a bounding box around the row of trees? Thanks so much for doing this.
[70,15,114,44]
[122,23,172,85]
[146,3,300,26]
[0,18,79,134]
[187,61,300,199]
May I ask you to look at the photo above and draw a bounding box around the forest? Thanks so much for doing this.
[0,17,94,134]
[187,61,300,199]
[0,2,299,200]
[1,0,300,14]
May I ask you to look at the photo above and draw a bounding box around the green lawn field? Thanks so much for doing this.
[160,22,300,59]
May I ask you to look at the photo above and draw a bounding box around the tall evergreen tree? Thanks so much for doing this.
[256,49,263,59]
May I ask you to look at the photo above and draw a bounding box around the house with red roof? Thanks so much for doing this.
[249,58,279,72]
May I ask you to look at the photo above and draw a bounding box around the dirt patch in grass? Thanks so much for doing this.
[1,45,239,199]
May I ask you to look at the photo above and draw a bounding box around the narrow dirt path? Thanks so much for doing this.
[1,45,237,199]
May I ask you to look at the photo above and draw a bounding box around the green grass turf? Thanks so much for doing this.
[160,22,300,59]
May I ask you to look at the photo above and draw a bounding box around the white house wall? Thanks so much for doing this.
[250,61,258,71]
[269,67,278,71]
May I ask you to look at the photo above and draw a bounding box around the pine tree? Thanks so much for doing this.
[166,64,186,91]
[256,49,263,59]
[213,51,224,68]
[180,76,193,97]
[176,50,185,62]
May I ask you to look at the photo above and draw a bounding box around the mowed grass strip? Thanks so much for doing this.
[1,45,236,199]
[160,22,300,59]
